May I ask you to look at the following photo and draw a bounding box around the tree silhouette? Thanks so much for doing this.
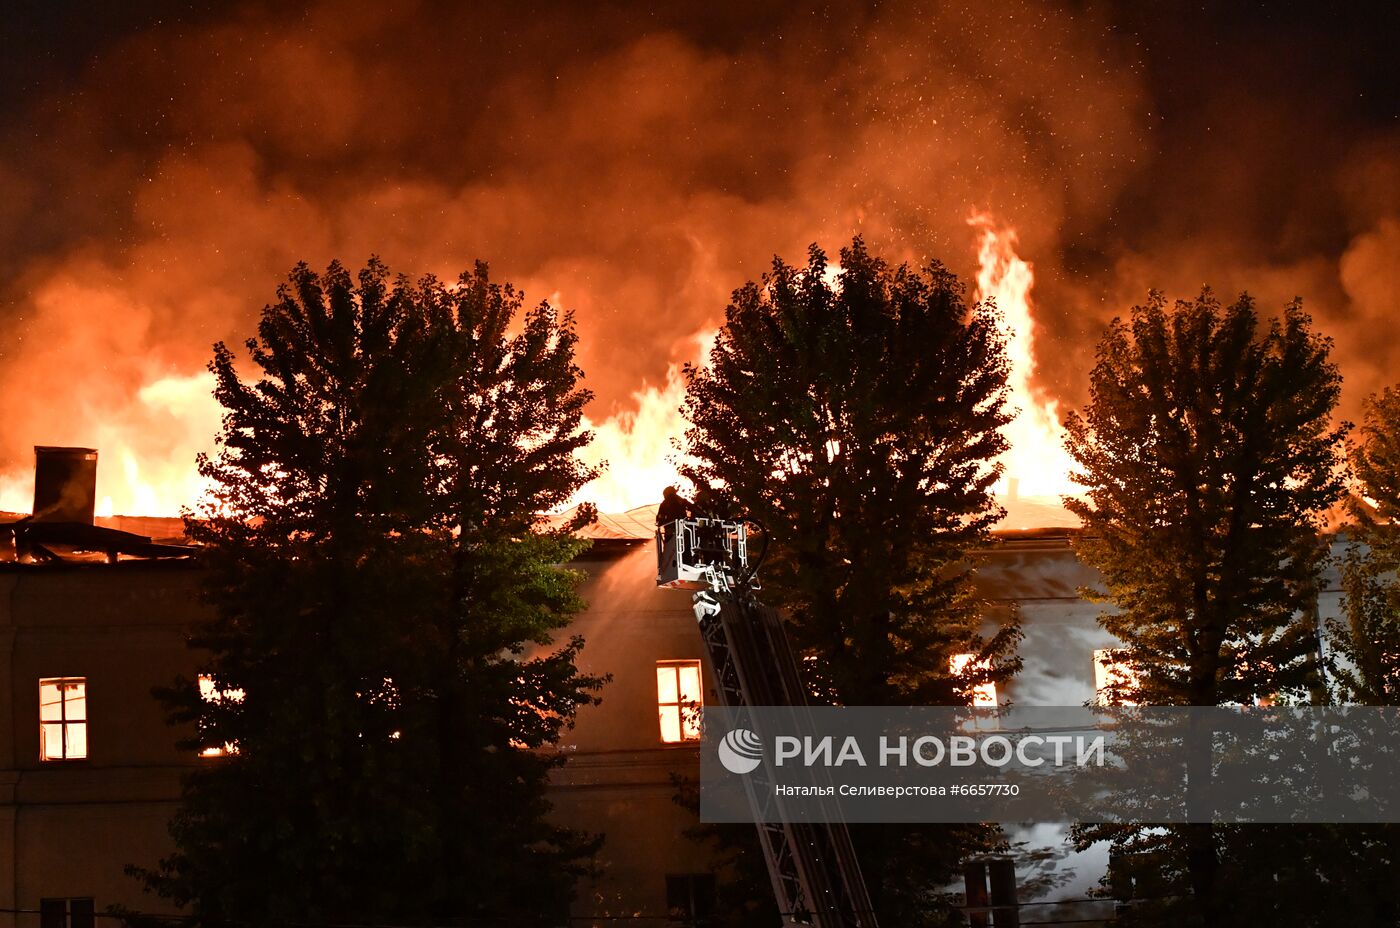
[133,259,605,926]
[1331,387,1400,704]
[681,237,1019,925]
[1065,290,1346,926]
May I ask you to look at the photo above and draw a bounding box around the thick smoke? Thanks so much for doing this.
[0,0,1394,512]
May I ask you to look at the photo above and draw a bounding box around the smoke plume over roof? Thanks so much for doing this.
[1,1,1396,512]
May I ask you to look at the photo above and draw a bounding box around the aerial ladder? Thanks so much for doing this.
[657,517,879,928]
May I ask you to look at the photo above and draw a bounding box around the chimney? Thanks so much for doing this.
[32,446,98,524]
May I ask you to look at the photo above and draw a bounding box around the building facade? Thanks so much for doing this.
[0,509,1347,927]
[0,558,205,928]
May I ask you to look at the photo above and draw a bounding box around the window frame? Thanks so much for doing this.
[1092,648,1139,706]
[665,871,717,923]
[655,659,704,745]
[38,677,88,763]
[950,653,998,707]
[196,674,244,757]
[40,896,95,928]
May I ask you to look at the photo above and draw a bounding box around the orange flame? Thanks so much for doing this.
[572,330,713,513]
[969,212,1078,502]
[0,371,220,518]
[2,224,1077,523]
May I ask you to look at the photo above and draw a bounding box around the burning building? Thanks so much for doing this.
[0,2,1391,923]
[0,446,1353,925]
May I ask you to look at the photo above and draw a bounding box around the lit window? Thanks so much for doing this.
[657,660,703,743]
[39,678,87,761]
[1093,649,1139,705]
[197,674,244,757]
[950,654,998,707]
[40,897,94,928]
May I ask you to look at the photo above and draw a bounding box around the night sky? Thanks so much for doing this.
[1,1,1396,505]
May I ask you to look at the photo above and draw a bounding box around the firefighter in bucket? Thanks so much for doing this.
[654,487,749,590]
[654,486,689,587]
[656,486,694,533]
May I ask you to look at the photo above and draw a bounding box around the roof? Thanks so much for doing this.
[549,494,1084,542]
[561,506,660,541]
[0,517,195,562]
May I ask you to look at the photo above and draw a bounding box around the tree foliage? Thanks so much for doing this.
[682,237,1019,707]
[1291,385,1400,927]
[1064,290,1344,708]
[1064,290,1347,927]
[1330,387,1400,704]
[680,238,1019,925]
[1097,824,1400,927]
[133,259,606,926]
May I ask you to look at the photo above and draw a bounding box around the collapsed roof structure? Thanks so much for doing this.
[0,447,194,564]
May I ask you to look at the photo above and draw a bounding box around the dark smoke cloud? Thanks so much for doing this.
[1036,2,1400,408]
[0,0,1395,503]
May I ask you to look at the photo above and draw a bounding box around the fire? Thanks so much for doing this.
[118,372,222,515]
[0,474,30,516]
[1,226,1076,521]
[568,220,1083,516]
[0,371,220,518]
[572,330,714,513]
[969,213,1079,501]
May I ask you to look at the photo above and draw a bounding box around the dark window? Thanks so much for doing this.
[40,898,94,928]
[666,873,715,924]
[964,857,1018,928]
[1108,848,1169,901]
